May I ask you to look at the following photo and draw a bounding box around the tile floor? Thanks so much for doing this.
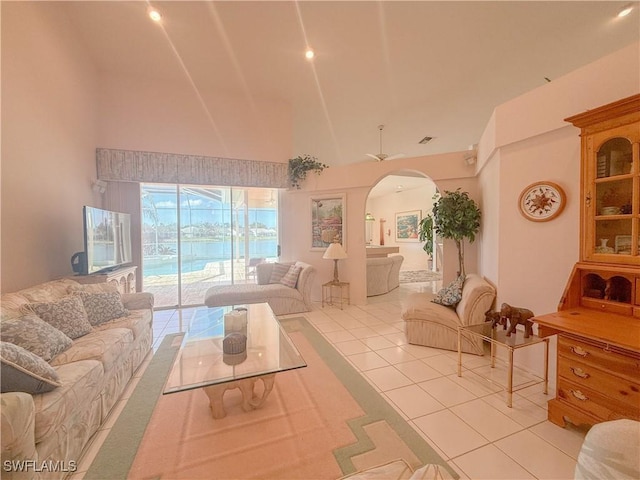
[74,281,588,480]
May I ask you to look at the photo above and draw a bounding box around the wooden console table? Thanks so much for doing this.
[70,265,137,294]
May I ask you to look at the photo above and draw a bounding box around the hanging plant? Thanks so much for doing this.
[288,155,328,189]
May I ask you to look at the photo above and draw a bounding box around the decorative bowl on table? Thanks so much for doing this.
[601,206,620,216]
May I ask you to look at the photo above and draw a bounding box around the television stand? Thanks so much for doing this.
[71,265,137,294]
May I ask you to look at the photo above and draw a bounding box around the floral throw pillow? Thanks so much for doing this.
[75,291,129,326]
[0,342,61,394]
[280,265,302,288]
[0,314,72,362]
[24,295,93,339]
[432,275,466,308]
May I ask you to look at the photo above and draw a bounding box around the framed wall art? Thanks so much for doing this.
[311,194,346,250]
[395,210,421,241]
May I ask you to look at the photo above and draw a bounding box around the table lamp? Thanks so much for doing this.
[323,242,347,284]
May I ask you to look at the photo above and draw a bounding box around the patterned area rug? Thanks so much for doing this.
[86,317,457,479]
[399,270,442,283]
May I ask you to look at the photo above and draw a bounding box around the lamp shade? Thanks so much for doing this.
[365,213,375,222]
[323,242,347,260]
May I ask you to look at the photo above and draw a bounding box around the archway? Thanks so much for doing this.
[364,171,442,296]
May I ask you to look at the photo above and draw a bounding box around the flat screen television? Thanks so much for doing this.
[78,206,133,275]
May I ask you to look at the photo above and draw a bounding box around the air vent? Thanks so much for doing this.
[419,136,433,144]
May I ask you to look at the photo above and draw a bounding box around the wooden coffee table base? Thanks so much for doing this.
[203,374,276,419]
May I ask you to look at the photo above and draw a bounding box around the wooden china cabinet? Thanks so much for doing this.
[533,94,640,428]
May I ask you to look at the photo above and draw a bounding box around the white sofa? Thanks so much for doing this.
[367,255,404,297]
[204,261,316,315]
[401,274,496,354]
[0,279,153,479]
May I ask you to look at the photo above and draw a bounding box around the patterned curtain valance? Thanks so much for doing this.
[96,148,289,188]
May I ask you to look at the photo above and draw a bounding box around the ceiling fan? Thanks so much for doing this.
[366,125,404,161]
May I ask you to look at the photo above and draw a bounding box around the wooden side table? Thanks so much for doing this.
[322,281,350,309]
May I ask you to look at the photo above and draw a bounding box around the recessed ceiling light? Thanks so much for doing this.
[618,3,633,17]
[148,8,162,22]
[305,48,315,60]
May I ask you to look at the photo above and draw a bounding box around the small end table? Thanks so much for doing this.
[457,322,549,407]
[322,281,350,309]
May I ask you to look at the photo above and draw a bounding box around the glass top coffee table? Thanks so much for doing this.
[164,302,306,418]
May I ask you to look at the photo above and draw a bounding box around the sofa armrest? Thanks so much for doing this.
[294,262,316,308]
[121,292,154,311]
[1,392,38,480]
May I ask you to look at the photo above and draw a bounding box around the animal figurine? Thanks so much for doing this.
[499,303,535,338]
[484,310,506,330]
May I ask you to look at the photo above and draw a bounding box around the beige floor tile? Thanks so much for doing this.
[401,343,445,359]
[348,351,390,371]
[494,430,577,480]
[364,365,414,391]
[452,444,535,480]
[412,410,489,458]
[481,392,548,428]
[360,335,397,350]
[314,320,346,333]
[394,360,442,383]
[376,346,417,364]
[385,384,445,419]
[422,354,459,375]
[323,329,357,343]
[348,326,383,339]
[334,339,371,355]
[529,422,588,460]
[451,398,524,442]
[418,376,478,407]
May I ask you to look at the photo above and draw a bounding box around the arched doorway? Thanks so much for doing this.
[365,171,442,296]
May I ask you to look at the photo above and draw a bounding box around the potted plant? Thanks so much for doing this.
[288,155,328,189]
[418,189,481,276]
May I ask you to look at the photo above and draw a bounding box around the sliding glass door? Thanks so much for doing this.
[141,184,279,308]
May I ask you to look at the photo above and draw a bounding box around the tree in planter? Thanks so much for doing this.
[418,189,481,277]
[288,154,329,189]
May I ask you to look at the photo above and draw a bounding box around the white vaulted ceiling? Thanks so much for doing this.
[59,1,639,166]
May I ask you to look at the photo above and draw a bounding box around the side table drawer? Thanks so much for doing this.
[556,378,639,422]
[558,335,640,381]
[557,355,640,411]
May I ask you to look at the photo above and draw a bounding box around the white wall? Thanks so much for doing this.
[280,153,479,305]
[366,182,437,271]
[476,41,639,376]
[97,72,293,163]
[1,2,100,292]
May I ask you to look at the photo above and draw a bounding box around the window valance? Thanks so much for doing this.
[96,148,289,188]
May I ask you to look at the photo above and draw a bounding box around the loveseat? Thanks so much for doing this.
[401,273,495,354]
[0,278,153,479]
[366,255,404,296]
[204,261,316,315]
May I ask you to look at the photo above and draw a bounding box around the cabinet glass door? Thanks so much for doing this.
[587,126,639,263]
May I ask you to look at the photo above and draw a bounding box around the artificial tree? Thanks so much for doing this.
[288,154,328,189]
[418,189,481,277]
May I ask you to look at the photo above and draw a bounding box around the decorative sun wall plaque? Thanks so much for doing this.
[518,181,566,222]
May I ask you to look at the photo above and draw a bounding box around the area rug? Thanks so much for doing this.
[399,270,442,283]
[86,317,457,479]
